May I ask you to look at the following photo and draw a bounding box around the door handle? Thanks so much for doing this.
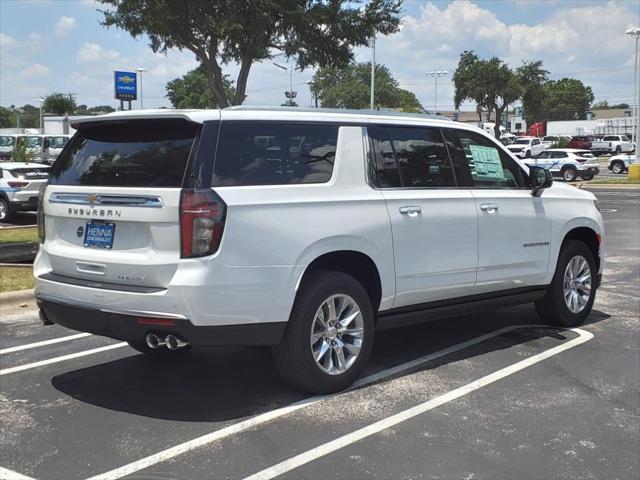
[479,203,499,212]
[399,206,422,215]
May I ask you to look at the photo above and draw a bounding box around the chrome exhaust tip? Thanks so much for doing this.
[166,334,189,350]
[145,333,165,349]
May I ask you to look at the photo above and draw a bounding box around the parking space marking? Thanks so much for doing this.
[243,327,593,480]
[86,324,571,480]
[0,466,36,480]
[0,343,127,376]
[0,333,93,355]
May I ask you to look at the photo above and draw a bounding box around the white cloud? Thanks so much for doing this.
[0,33,18,49]
[20,63,50,78]
[76,42,120,63]
[54,16,77,36]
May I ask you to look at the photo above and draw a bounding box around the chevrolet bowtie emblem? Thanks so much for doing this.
[87,193,98,207]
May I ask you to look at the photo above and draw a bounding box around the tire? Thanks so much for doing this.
[535,240,597,327]
[580,173,594,181]
[0,197,14,223]
[127,340,192,355]
[561,166,578,182]
[611,161,625,174]
[615,146,622,154]
[525,150,531,158]
[272,270,374,394]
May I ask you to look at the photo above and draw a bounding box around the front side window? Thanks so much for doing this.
[213,122,337,186]
[446,129,527,188]
[0,136,15,147]
[24,136,43,148]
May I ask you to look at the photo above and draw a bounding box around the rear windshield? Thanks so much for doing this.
[7,168,50,180]
[49,119,199,187]
[213,122,338,186]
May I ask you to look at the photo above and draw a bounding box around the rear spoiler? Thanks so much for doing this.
[70,111,217,130]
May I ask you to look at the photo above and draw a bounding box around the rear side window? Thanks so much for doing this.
[369,125,456,188]
[212,122,338,186]
[49,119,199,187]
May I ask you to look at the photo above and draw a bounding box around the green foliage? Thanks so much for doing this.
[453,51,523,138]
[555,137,570,148]
[0,106,16,128]
[518,60,549,124]
[310,62,422,112]
[542,78,594,121]
[592,100,629,110]
[11,138,36,162]
[43,93,76,116]
[98,0,401,107]
[88,105,116,114]
[166,65,236,108]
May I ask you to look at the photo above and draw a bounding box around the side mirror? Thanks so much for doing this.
[529,165,552,196]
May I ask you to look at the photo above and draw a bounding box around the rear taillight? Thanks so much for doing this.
[8,181,28,188]
[37,184,46,243]
[576,157,588,163]
[180,189,226,258]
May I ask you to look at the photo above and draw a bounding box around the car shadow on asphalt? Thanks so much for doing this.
[50,304,611,423]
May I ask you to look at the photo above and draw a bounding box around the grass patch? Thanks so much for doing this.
[0,265,34,292]
[589,178,640,185]
[0,227,38,245]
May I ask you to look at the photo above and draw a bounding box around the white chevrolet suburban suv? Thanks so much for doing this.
[34,107,604,393]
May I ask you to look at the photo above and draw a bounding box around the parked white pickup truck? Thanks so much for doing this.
[591,135,634,155]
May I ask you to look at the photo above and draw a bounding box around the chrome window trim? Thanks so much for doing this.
[49,192,163,208]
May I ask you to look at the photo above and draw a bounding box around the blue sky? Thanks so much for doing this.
[1,0,638,112]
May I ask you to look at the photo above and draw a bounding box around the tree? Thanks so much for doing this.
[43,93,76,116]
[88,105,116,114]
[0,107,16,128]
[98,0,401,108]
[517,60,549,124]
[309,62,423,112]
[166,65,236,108]
[542,78,594,121]
[453,51,521,138]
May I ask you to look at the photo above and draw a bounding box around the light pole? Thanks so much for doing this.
[427,70,448,114]
[136,67,147,109]
[370,34,376,110]
[274,62,295,106]
[34,97,44,132]
[626,27,640,163]
[305,81,319,107]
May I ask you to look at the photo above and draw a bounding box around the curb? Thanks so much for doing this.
[0,225,37,230]
[581,184,640,189]
[0,288,35,304]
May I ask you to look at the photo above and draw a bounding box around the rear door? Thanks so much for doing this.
[369,125,478,308]
[43,118,201,289]
[446,128,551,292]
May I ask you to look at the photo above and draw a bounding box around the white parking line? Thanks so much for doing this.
[0,466,37,480]
[85,324,572,480]
[244,327,593,480]
[0,333,93,355]
[0,343,127,376]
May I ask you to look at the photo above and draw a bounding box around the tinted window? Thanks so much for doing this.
[387,127,455,187]
[213,123,337,186]
[369,126,401,187]
[447,129,527,188]
[603,136,617,141]
[50,119,198,187]
[537,151,552,159]
[47,136,69,148]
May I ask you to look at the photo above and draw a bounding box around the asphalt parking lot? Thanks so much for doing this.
[0,187,638,480]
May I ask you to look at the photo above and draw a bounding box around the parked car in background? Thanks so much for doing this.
[531,148,600,182]
[541,135,571,148]
[43,135,71,164]
[0,134,18,160]
[592,135,634,155]
[0,162,50,222]
[505,136,546,158]
[567,135,595,151]
[34,107,604,393]
[17,135,48,162]
[608,153,637,174]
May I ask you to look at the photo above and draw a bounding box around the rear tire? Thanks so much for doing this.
[615,146,622,154]
[611,161,625,174]
[273,270,374,394]
[580,173,594,181]
[535,240,597,327]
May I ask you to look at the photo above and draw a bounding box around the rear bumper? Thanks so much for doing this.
[37,296,286,346]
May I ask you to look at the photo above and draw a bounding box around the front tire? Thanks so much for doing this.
[535,240,597,327]
[273,270,374,394]
[0,197,14,223]
[562,166,578,182]
[611,161,625,174]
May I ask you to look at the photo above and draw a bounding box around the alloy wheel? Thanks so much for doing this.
[310,294,364,375]
[563,255,592,314]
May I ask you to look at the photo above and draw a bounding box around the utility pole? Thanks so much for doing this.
[427,71,448,114]
[34,97,44,132]
[137,67,147,109]
[370,34,376,110]
[273,62,296,106]
[628,27,640,163]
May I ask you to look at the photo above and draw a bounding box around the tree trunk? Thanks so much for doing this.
[200,47,230,108]
[233,53,252,106]
[494,105,506,139]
